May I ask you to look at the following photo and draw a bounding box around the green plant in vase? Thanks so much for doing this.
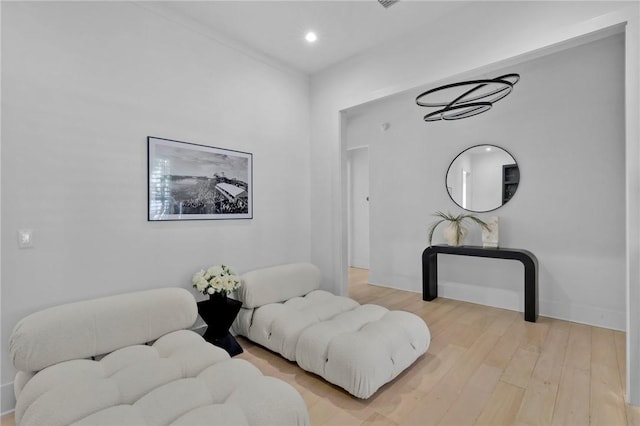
[427,211,490,247]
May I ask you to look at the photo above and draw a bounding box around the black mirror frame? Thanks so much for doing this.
[445,144,519,213]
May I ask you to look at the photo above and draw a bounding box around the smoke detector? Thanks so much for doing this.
[378,0,399,8]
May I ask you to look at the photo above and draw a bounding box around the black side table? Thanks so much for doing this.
[196,294,243,356]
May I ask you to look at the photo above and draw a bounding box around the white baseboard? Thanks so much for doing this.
[368,272,415,290]
[1,382,16,416]
[349,258,369,269]
[540,298,625,331]
[440,280,625,331]
[366,276,626,331]
[439,280,522,312]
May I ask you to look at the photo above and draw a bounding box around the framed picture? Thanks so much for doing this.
[147,136,253,221]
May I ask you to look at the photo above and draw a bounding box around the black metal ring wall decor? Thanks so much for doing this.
[416,73,520,121]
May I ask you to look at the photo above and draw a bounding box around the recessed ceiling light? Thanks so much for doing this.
[305,31,317,43]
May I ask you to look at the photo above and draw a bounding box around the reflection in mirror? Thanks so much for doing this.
[446,145,519,212]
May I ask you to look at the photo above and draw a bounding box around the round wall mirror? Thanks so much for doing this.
[446,145,519,212]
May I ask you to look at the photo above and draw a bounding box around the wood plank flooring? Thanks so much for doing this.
[238,268,639,426]
[2,267,639,425]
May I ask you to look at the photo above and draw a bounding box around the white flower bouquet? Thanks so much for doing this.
[192,264,241,296]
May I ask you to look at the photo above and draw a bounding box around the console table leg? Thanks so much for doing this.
[523,262,538,322]
[423,253,438,301]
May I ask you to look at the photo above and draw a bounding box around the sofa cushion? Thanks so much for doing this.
[296,307,431,398]
[238,263,321,309]
[243,290,358,360]
[15,330,309,426]
[10,288,197,373]
[238,293,431,398]
[231,261,431,399]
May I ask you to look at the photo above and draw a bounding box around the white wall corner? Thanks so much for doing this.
[623,3,640,408]
[0,0,4,414]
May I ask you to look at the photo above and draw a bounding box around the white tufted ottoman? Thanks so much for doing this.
[10,288,309,426]
[233,263,430,399]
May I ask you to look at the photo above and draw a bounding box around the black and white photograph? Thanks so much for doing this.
[148,137,252,220]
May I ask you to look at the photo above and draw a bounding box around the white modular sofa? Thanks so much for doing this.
[9,287,309,426]
[233,263,431,399]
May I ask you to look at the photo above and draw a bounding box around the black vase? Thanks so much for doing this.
[209,291,227,302]
[196,291,243,356]
[198,292,241,340]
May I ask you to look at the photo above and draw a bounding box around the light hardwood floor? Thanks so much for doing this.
[2,268,639,426]
[238,268,640,426]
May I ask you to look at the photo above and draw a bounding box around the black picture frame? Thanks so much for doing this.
[147,136,253,221]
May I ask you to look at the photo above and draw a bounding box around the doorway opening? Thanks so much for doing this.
[347,147,370,270]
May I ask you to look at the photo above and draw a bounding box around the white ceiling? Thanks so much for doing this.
[153,1,470,75]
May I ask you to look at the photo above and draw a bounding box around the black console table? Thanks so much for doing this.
[422,245,538,322]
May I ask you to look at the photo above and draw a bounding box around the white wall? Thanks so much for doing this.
[347,147,369,269]
[0,2,311,412]
[347,34,625,329]
[309,1,639,404]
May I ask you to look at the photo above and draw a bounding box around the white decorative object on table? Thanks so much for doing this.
[443,222,467,246]
[482,216,500,248]
[427,211,490,247]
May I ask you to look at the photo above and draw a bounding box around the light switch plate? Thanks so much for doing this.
[18,229,34,248]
